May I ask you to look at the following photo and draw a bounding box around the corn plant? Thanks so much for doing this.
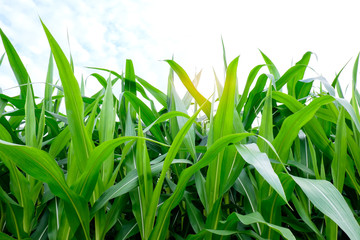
[0,20,359,240]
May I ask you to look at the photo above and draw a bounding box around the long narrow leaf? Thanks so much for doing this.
[235,144,287,202]
[0,140,90,239]
[0,28,33,99]
[165,60,211,118]
[292,176,360,240]
[41,20,93,174]
[150,133,253,240]
[331,107,346,192]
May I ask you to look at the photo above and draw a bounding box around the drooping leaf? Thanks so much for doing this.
[235,143,287,203]
[0,140,90,239]
[292,176,360,240]
[136,75,167,108]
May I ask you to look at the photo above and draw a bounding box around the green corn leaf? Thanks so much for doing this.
[99,77,115,184]
[0,232,17,240]
[0,140,90,239]
[299,76,335,97]
[331,59,350,88]
[0,28,33,100]
[169,79,196,159]
[236,64,265,113]
[272,91,333,159]
[185,194,205,233]
[219,145,245,195]
[123,91,165,143]
[145,105,204,237]
[242,74,268,129]
[0,185,18,205]
[275,65,308,91]
[292,176,360,240]
[186,230,265,240]
[352,53,359,117]
[234,169,258,212]
[134,115,153,239]
[44,51,54,111]
[292,52,312,100]
[143,111,190,134]
[213,56,239,139]
[0,122,12,142]
[41,19,93,173]
[85,93,103,136]
[66,29,74,73]
[48,126,70,158]
[6,203,28,239]
[290,97,360,193]
[103,196,127,236]
[333,98,360,174]
[115,220,139,240]
[136,120,154,200]
[36,103,46,148]
[291,194,323,239]
[150,133,253,240]
[190,211,295,240]
[213,68,223,98]
[90,159,187,217]
[331,107,347,192]
[125,59,137,95]
[24,83,37,148]
[90,73,107,88]
[257,83,273,153]
[235,143,287,203]
[272,95,335,162]
[183,70,202,109]
[0,93,25,110]
[136,75,167,108]
[80,75,86,96]
[259,50,281,81]
[0,100,6,120]
[221,36,228,72]
[306,136,321,179]
[30,210,50,240]
[0,52,5,66]
[73,136,167,201]
[336,97,360,134]
[167,65,179,143]
[206,57,239,214]
[356,88,360,106]
[230,212,295,240]
[47,198,60,240]
[0,141,33,234]
[204,197,222,232]
[165,60,211,118]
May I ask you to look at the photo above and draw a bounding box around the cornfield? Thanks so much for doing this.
[0,20,359,240]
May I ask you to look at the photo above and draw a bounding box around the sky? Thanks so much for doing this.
[0,0,359,102]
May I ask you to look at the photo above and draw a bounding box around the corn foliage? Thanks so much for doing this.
[0,21,360,240]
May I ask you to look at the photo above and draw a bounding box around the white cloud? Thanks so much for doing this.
[0,0,359,100]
